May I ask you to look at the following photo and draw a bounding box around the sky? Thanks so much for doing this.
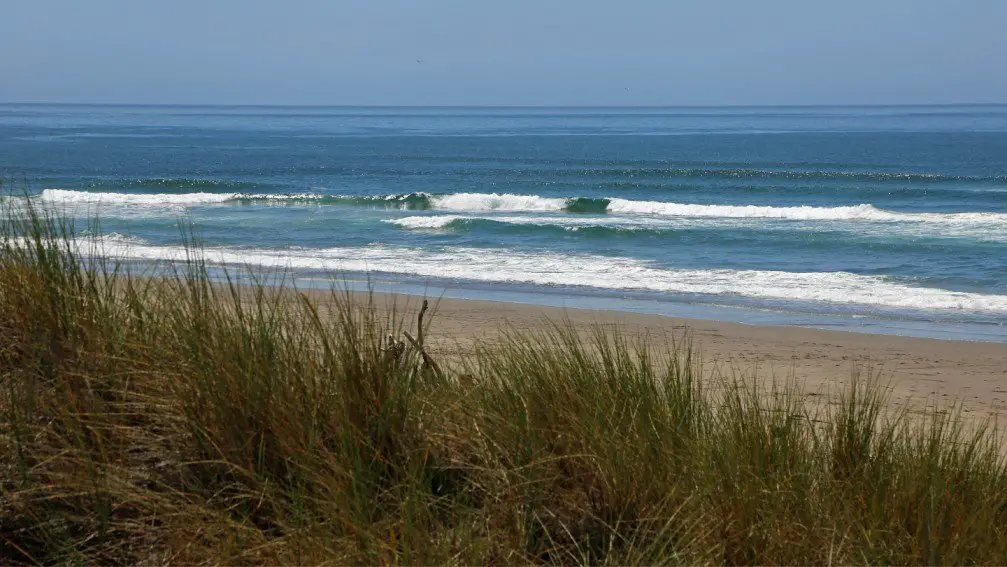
[3,0,1006,106]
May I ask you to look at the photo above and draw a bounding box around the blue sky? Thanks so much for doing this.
[3,0,1005,106]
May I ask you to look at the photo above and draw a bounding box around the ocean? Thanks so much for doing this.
[2,104,1006,341]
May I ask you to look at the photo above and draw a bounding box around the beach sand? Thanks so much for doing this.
[352,292,1007,418]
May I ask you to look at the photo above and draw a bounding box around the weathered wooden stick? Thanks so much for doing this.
[403,330,442,378]
[417,299,428,346]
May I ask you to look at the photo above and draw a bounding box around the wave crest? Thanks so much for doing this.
[385,215,467,229]
[63,238,1007,314]
[31,190,1007,226]
[428,193,568,211]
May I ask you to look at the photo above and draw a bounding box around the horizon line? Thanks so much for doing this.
[3,101,1007,109]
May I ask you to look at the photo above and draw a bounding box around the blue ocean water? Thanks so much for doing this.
[2,104,1006,341]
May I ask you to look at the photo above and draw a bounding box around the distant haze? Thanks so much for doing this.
[3,0,1006,106]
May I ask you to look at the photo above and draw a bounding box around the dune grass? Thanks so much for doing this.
[2,195,1007,565]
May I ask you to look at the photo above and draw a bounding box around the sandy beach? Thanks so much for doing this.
[361,293,1007,417]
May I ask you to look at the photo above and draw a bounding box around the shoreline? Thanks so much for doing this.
[289,275,1007,344]
[338,289,1007,418]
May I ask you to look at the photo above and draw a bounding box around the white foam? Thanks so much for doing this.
[40,189,239,205]
[605,198,1007,225]
[38,189,323,206]
[386,214,679,231]
[244,193,324,201]
[385,214,1007,242]
[62,238,1007,314]
[385,215,467,229]
[429,192,568,211]
[414,192,1007,226]
[84,231,148,245]
[31,190,1007,228]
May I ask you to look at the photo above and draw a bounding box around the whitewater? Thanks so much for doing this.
[48,235,1007,315]
[35,189,1007,227]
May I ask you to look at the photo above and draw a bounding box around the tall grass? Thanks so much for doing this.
[2,193,1007,564]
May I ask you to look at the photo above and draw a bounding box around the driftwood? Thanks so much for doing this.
[382,299,443,380]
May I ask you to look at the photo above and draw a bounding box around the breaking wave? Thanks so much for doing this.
[50,236,1007,315]
[33,190,1007,226]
